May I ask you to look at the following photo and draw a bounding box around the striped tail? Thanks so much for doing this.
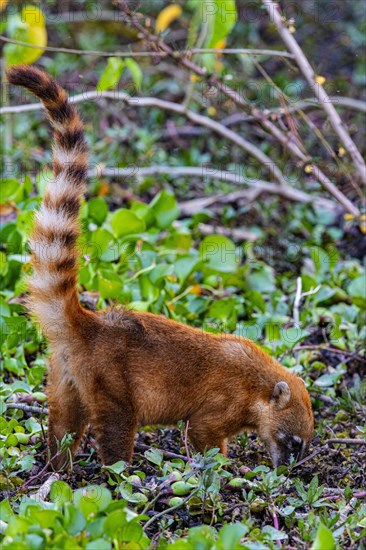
[7,65,88,339]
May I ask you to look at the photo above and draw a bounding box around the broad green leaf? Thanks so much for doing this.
[205,0,237,48]
[311,522,335,550]
[125,58,143,90]
[97,57,125,92]
[144,448,163,467]
[217,523,248,549]
[35,170,53,196]
[88,197,108,226]
[86,540,112,550]
[149,191,179,229]
[199,235,238,273]
[98,270,123,300]
[50,481,72,505]
[111,209,146,237]
[348,274,366,298]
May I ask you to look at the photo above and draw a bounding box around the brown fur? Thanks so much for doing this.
[7,66,314,468]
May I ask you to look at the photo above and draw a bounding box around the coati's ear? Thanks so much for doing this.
[271,381,291,408]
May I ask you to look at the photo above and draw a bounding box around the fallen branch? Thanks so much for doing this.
[2,91,286,186]
[6,403,48,414]
[91,166,338,211]
[327,438,366,446]
[263,0,366,186]
[31,473,60,502]
[184,222,258,242]
[117,1,360,216]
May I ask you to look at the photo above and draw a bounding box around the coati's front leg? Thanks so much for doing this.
[188,417,228,456]
[47,358,87,470]
[89,395,137,465]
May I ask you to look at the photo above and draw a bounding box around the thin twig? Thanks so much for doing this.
[293,277,302,327]
[6,403,49,414]
[143,487,200,531]
[117,1,360,216]
[263,0,366,185]
[135,443,188,462]
[184,420,191,463]
[292,447,325,468]
[1,91,286,186]
[0,36,294,58]
[327,438,366,446]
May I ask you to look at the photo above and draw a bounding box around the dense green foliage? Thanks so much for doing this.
[1,1,365,548]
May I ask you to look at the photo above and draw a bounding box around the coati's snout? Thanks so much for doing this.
[260,380,314,467]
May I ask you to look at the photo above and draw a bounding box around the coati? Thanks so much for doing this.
[7,66,314,469]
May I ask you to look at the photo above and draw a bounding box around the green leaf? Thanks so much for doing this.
[205,0,237,48]
[125,58,143,90]
[5,6,47,66]
[111,209,146,237]
[35,170,53,196]
[247,265,276,292]
[97,57,125,91]
[98,270,123,300]
[86,540,112,550]
[88,197,108,226]
[217,523,248,549]
[144,448,163,467]
[149,191,179,229]
[311,522,335,550]
[174,256,198,284]
[63,503,86,536]
[0,499,15,523]
[348,274,366,298]
[50,481,72,505]
[199,235,238,273]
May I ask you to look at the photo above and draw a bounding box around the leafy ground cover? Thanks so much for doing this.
[1,175,365,549]
[1,1,366,548]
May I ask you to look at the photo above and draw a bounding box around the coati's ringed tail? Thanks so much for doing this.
[6,65,88,337]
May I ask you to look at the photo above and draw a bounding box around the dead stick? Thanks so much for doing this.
[327,438,366,445]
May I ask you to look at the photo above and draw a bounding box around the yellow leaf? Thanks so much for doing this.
[214,38,226,50]
[289,25,296,33]
[0,0,8,12]
[190,74,200,82]
[315,75,326,85]
[22,4,46,26]
[338,147,346,157]
[155,4,182,33]
[207,106,217,117]
[304,165,313,174]
[344,213,354,221]
[5,5,47,66]
[360,214,366,233]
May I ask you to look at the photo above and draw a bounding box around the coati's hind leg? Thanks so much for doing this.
[47,357,87,470]
[89,393,137,465]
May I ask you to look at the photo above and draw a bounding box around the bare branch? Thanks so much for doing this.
[6,403,49,414]
[0,36,294,59]
[263,0,366,186]
[116,2,360,216]
[92,166,337,210]
[1,91,287,186]
[327,438,366,446]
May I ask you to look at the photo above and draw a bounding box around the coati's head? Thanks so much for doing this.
[257,379,314,467]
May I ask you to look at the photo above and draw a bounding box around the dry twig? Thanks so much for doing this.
[263,0,366,186]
